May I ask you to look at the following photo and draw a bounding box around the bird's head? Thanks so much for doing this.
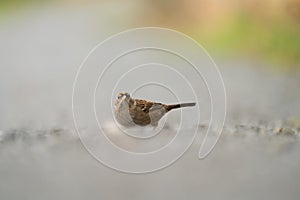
[116,92,131,106]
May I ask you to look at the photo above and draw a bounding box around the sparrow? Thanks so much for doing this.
[114,92,196,127]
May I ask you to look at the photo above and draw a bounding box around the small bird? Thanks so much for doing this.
[114,92,196,127]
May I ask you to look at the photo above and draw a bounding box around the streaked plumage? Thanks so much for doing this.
[114,92,196,127]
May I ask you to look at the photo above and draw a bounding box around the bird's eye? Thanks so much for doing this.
[118,95,122,99]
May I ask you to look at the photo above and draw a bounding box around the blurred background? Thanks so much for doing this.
[0,0,300,128]
[0,0,299,200]
[2,0,300,67]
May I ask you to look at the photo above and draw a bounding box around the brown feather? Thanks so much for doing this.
[115,92,196,127]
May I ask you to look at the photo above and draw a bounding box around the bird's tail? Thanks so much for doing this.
[166,102,196,111]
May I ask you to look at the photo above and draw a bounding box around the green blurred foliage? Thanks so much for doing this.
[197,13,300,69]
[0,0,39,18]
[145,0,300,70]
[1,0,299,70]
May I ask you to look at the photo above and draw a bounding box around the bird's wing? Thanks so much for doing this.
[129,99,167,126]
[127,99,152,126]
[133,99,155,113]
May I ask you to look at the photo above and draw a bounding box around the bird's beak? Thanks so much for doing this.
[121,95,129,104]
